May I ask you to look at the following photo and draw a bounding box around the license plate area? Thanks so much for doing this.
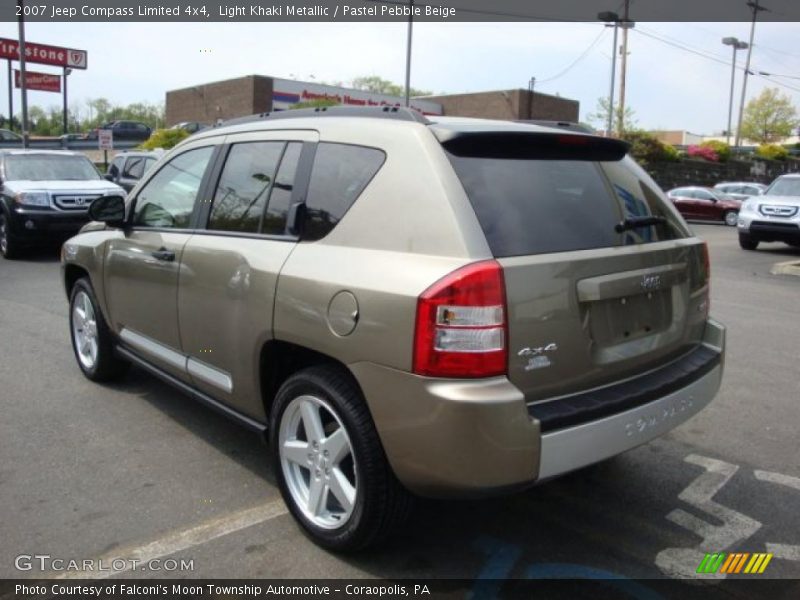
[585,287,672,346]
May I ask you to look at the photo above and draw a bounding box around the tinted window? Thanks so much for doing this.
[263,142,302,235]
[133,146,213,229]
[143,158,156,173]
[123,157,146,179]
[694,189,714,200]
[448,154,686,257]
[208,142,284,233]
[4,154,101,181]
[108,156,125,178]
[304,143,385,241]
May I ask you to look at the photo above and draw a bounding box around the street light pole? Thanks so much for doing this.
[404,0,413,108]
[598,12,620,136]
[722,37,748,146]
[17,0,29,148]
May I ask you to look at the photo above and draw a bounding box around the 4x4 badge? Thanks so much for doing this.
[518,343,558,371]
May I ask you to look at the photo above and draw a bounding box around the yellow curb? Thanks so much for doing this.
[771,260,800,277]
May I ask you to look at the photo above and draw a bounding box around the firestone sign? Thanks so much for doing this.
[0,38,87,69]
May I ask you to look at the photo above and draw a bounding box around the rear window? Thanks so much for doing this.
[447,153,688,257]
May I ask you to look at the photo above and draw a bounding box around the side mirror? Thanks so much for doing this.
[88,194,127,227]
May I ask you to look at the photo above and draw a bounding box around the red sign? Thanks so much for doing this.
[14,69,61,93]
[0,38,87,69]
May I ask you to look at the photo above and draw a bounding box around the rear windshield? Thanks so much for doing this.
[5,154,101,181]
[766,177,800,197]
[447,153,688,257]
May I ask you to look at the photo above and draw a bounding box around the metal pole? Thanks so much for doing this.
[62,67,68,134]
[528,77,536,118]
[17,0,29,148]
[404,0,413,108]
[607,22,619,136]
[7,60,12,131]
[618,0,630,135]
[726,45,737,146]
[735,1,762,148]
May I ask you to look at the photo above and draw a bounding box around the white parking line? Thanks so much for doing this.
[754,469,800,491]
[57,499,288,580]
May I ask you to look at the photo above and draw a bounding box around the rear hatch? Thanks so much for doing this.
[437,128,710,402]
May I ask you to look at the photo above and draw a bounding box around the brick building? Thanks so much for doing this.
[166,75,580,126]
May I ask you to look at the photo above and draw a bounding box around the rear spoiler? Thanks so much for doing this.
[432,129,630,162]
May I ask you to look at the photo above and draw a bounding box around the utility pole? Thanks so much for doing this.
[17,0,29,148]
[598,11,621,136]
[734,0,767,149]
[404,0,413,108]
[617,0,630,135]
[528,77,535,118]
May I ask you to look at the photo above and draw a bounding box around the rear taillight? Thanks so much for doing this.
[702,242,711,316]
[413,260,508,378]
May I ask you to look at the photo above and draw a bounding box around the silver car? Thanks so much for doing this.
[714,181,766,201]
[737,174,800,250]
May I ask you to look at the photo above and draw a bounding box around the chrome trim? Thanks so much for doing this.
[187,357,234,393]
[538,363,721,479]
[119,328,187,372]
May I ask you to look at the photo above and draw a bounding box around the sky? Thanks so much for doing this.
[0,20,797,134]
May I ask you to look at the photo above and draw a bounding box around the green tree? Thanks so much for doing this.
[585,97,637,134]
[740,88,799,144]
[289,98,340,110]
[350,75,431,97]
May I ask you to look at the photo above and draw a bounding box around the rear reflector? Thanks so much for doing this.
[413,260,508,378]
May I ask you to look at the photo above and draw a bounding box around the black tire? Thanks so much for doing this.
[739,232,759,251]
[68,277,129,382]
[0,213,20,260]
[723,210,739,227]
[270,365,412,551]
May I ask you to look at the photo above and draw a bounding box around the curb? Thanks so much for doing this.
[771,260,800,277]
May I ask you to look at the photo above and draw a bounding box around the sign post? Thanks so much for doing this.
[98,129,113,171]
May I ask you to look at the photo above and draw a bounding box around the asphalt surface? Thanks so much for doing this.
[1,224,798,588]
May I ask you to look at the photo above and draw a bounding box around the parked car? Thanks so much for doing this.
[0,129,22,142]
[170,121,206,135]
[737,173,800,250]
[59,133,88,143]
[105,150,163,192]
[61,107,725,550]
[713,181,767,201]
[666,186,741,226]
[87,120,152,142]
[0,150,124,258]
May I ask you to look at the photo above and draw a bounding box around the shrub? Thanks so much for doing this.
[621,131,677,164]
[661,143,680,162]
[139,128,189,150]
[755,144,789,161]
[699,140,731,162]
[687,144,719,162]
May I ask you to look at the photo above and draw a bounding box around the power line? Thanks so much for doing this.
[536,27,607,84]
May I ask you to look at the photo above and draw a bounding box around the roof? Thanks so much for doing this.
[0,149,84,157]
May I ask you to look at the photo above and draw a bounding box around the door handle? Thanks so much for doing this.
[151,247,175,262]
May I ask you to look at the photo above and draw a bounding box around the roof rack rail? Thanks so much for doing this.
[216,105,431,128]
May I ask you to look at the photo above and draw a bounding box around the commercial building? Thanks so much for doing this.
[165,75,579,125]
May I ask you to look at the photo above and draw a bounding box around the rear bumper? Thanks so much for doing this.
[351,318,725,498]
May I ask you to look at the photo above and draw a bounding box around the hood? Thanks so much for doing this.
[3,179,125,195]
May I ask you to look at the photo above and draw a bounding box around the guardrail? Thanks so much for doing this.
[0,139,141,150]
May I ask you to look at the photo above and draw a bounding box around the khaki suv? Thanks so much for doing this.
[61,107,725,551]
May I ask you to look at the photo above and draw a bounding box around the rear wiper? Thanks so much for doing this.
[615,215,667,233]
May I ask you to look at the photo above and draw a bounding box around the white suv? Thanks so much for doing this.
[737,173,800,250]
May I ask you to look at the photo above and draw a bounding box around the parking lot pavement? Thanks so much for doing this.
[0,224,798,585]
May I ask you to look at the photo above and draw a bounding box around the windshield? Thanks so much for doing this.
[766,177,800,197]
[4,154,102,181]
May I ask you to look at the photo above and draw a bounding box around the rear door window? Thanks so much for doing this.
[303,143,385,241]
[447,153,688,258]
[262,142,302,235]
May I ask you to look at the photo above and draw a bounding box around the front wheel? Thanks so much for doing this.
[739,232,759,250]
[724,210,739,227]
[69,278,129,381]
[0,213,20,259]
[270,366,412,551]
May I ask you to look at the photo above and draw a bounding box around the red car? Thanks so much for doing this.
[666,186,741,227]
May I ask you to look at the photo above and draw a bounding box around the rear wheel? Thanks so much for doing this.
[739,233,759,250]
[724,210,738,227]
[0,213,20,259]
[69,278,129,381]
[270,365,412,551]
